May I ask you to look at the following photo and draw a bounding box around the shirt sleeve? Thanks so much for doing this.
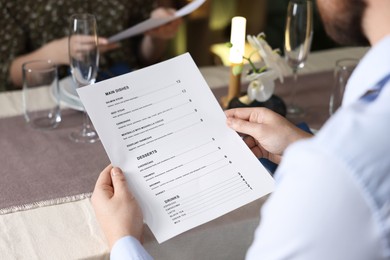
[245,140,383,260]
[110,236,153,260]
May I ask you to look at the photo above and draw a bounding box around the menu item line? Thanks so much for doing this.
[140,144,220,175]
[162,162,231,192]
[183,185,250,214]
[180,189,252,221]
[180,175,243,204]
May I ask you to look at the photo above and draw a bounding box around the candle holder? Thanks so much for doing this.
[225,33,291,116]
[221,16,247,109]
[228,95,287,117]
[221,63,242,109]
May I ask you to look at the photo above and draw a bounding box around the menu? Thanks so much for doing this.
[108,0,206,42]
[77,53,274,243]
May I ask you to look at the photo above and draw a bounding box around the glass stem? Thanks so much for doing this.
[82,110,92,135]
[290,68,299,107]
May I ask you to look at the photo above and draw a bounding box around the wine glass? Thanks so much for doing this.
[284,0,313,117]
[68,13,100,143]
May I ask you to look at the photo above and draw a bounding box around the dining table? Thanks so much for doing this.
[0,46,368,259]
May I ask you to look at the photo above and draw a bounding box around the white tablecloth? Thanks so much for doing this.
[0,47,368,259]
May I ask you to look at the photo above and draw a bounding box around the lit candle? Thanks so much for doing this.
[229,16,246,64]
[223,16,246,108]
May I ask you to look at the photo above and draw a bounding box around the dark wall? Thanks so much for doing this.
[264,0,339,53]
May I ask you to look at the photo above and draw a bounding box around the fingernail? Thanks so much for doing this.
[111,168,121,177]
[226,118,232,126]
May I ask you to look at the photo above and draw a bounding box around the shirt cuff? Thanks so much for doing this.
[110,236,153,260]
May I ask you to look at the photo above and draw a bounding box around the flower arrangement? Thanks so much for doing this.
[230,33,290,102]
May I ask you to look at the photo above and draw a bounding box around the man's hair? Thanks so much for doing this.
[319,0,369,46]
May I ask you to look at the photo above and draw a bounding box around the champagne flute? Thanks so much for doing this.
[68,13,99,143]
[284,0,313,117]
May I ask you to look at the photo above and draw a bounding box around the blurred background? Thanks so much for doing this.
[159,0,339,66]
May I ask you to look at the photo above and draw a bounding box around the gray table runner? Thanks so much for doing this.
[0,110,109,214]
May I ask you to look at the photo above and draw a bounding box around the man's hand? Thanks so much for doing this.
[225,107,312,164]
[91,165,144,250]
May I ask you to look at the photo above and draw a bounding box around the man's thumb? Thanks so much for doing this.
[227,117,259,138]
[110,167,129,194]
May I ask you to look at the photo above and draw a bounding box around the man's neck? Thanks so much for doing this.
[363,0,390,45]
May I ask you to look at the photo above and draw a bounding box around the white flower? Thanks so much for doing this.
[247,70,276,102]
[242,33,291,102]
[247,33,290,83]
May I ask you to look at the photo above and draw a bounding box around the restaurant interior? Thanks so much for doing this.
[158,0,339,66]
[0,0,376,259]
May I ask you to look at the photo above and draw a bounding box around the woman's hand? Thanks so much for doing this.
[146,7,182,40]
[9,36,117,87]
[225,107,312,164]
[68,36,119,61]
[140,7,182,65]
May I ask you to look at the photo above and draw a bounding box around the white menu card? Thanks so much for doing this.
[77,53,274,243]
[108,0,206,42]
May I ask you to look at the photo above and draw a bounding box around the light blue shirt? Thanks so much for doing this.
[247,35,390,259]
[112,35,390,259]
[111,236,153,260]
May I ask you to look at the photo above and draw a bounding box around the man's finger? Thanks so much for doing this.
[243,135,257,148]
[110,167,132,197]
[226,117,264,139]
[225,107,277,125]
[95,164,113,189]
[251,146,264,158]
[225,108,254,121]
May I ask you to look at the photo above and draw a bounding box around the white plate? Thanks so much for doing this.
[61,77,80,102]
[52,76,84,111]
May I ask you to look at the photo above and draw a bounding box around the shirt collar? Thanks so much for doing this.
[343,35,390,107]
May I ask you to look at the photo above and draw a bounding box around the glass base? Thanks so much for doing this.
[69,128,99,143]
[29,116,61,130]
[287,104,305,118]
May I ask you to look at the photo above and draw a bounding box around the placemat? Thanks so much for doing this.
[0,110,110,214]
